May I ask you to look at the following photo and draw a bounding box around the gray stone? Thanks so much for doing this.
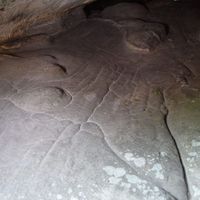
[0,1,200,200]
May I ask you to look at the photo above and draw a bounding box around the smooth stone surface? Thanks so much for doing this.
[101,3,148,20]
[120,20,167,52]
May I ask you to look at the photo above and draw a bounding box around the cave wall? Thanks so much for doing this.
[0,0,94,45]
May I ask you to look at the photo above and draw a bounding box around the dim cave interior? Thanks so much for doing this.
[0,0,200,200]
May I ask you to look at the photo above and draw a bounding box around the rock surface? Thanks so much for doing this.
[0,1,200,200]
[119,19,167,52]
[0,0,93,46]
[101,2,148,20]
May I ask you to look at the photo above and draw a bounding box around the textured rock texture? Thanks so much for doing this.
[0,0,93,46]
[0,1,200,200]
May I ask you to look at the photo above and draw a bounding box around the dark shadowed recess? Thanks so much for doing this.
[84,0,150,16]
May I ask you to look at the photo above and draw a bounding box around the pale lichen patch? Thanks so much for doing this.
[151,163,164,180]
[192,140,200,147]
[103,166,126,177]
[192,185,200,197]
[56,194,63,200]
[124,153,146,167]
[108,177,122,184]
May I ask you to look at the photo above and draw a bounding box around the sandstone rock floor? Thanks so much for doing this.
[0,1,200,200]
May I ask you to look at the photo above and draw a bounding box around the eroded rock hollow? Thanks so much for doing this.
[0,0,200,200]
